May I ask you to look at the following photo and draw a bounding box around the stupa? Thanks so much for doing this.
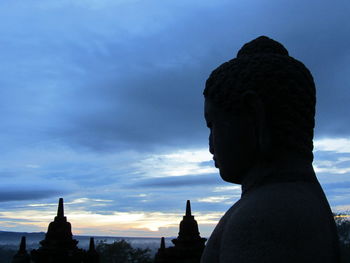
[29,198,98,263]
[84,237,100,263]
[154,200,206,263]
[11,236,31,263]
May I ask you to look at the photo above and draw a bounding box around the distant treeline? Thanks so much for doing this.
[0,240,153,263]
[0,245,15,263]
[335,213,350,262]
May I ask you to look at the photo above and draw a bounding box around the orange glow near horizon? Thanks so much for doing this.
[0,208,223,237]
[334,214,350,218]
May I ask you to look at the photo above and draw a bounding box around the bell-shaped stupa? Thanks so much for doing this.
[172,200,206,249]
[30,198,85,263]
[84,237,99,263]
[11,236,31,263]
[154,200,206,263]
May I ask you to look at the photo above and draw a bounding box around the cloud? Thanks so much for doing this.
[134,149,215,178]
[315,138,350,153]
[0,190,59,203]
[0,178,75,203]
[324,181,350,190]
[2,0,350,154]
[197,195,240,204]
[137,173,222,188]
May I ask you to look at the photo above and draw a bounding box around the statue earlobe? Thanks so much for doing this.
[240,91,272,160]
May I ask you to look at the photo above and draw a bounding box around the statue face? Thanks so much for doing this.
[204,99,258,184]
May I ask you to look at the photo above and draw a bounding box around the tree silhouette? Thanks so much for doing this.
[96,239,152,263]
[334,213,350,263]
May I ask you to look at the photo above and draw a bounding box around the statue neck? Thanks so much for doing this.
[241,152,317,195]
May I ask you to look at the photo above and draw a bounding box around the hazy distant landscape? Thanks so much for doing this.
[0,230,174,251]
[0,230,177,263]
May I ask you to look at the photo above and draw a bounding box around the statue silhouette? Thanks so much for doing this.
[201,36,340,263]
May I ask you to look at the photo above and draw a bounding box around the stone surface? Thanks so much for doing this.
[154,200,206,263]
[201,36,340,263]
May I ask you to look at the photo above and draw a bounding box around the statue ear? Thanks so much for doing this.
[240,91,271,159]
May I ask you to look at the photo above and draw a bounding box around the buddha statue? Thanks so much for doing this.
[201,36,340,263]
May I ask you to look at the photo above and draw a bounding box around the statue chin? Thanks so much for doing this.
[219,169,243,184]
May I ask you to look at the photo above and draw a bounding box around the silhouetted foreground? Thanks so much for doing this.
[5,200,350,262]
[202,36,340,263]
[335,214,350,263]
[7,216,350,263]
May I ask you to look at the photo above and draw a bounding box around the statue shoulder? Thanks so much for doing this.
[201,199,243,263]
[217,182,338,263]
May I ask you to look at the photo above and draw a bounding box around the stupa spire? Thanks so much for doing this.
[186,200,192,216]
[19,236,26,253]
[85,237,99,263]
[89,237,95,251]
[160,237,165,250]
[57,198,64,218]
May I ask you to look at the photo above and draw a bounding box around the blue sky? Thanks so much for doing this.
[0,0,350,237]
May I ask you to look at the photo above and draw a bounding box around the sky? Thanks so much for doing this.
[0,0,350,238]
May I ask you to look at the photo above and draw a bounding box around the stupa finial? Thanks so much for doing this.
[19,236,26,253]
[57,198,64,218]
[160,237,165,250]
[89,237,95,251]
[85,237,99,262]
[186,200,191,216]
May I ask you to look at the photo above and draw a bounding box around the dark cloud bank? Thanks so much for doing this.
[43,0,350,154]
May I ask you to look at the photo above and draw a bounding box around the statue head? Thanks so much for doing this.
[204,36,316,184]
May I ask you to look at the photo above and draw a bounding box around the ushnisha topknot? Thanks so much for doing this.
[237,36,289,57]
[204,36,316,161]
